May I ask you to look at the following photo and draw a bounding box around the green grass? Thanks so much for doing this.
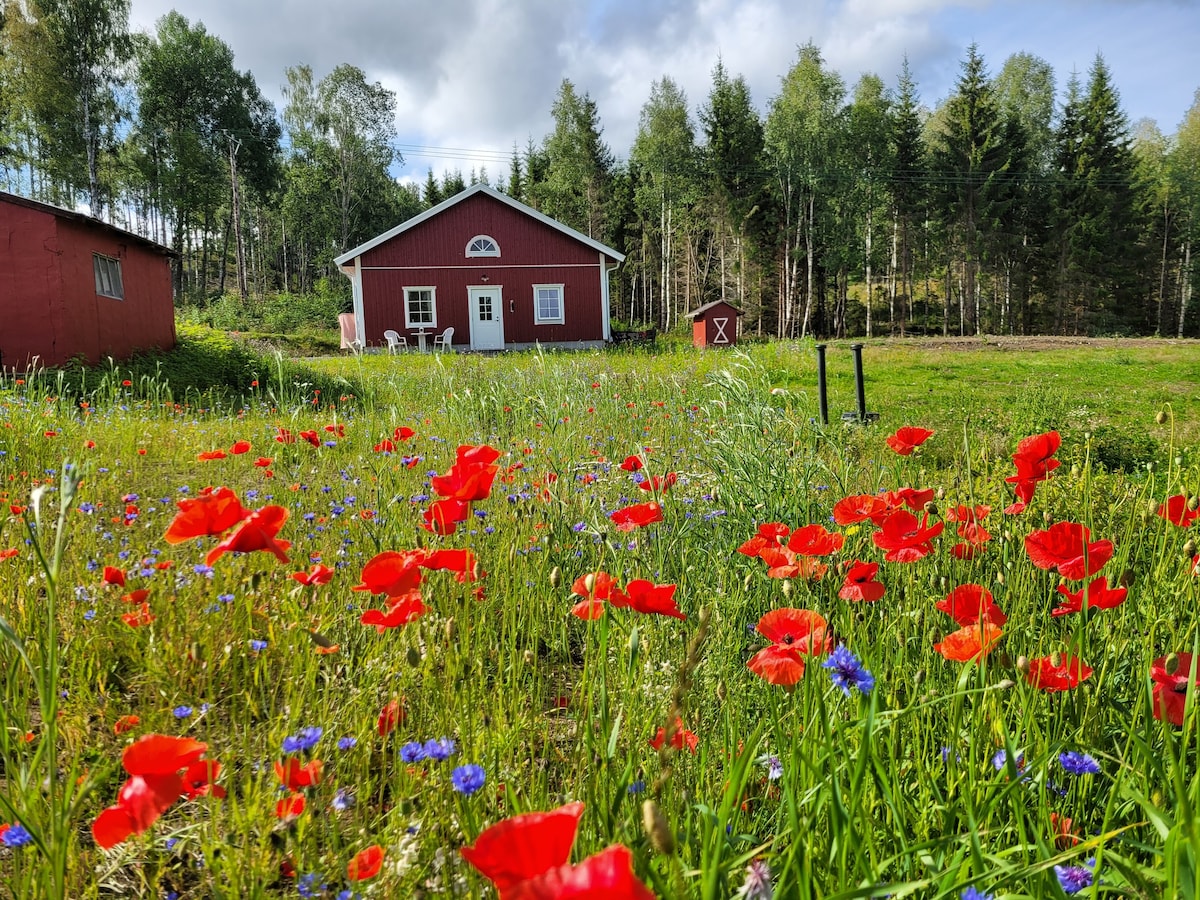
[0,333,1198,898]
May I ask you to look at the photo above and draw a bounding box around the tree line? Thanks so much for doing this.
[2,1,1197,337]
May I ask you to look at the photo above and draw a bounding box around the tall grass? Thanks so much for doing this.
[0,339,1196,898]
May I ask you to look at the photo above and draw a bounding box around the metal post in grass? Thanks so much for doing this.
[815,343,829,425]
[843,343,878,424]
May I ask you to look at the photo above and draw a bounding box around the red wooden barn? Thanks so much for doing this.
[686,300,743,348]
[0,192,175,369]
[334,183,625,352]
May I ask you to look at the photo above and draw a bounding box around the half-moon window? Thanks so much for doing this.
[466,235,500,257]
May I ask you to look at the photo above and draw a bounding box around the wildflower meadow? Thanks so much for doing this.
[0,338,1197,899]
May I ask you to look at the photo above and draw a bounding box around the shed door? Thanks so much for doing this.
[468,287,504,350]
[711,316,731,344]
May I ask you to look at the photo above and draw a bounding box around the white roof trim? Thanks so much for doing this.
[333,182,626,266]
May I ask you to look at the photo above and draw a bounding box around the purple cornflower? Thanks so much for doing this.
[757,754,784,781]
[992,749,1025,775]
[960,888,993,900]
[736,858,773,899]
[423,737,456,761]
[1,823,33,847]
[172,706,193,719]
[399,741,426,763]
[1054,858,1095,893]
[451,763,486,796]
[337,736,357,751]
[282,726,323,754]
[1059,751,1101,776]
[821,645,875,696]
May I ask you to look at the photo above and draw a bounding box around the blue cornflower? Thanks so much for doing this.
[451,763,486,796]
[331,788,355,811]
[627,780,646,795]
[960,888,993,900]
[282,726,323,754]
[250,639,268,652]
[821,644,875,696]
[1,823,33,847]
[337,736,357,751]
[992,749,1025,774]
[1059,751,1101,776]
[173,706,193,719]
[297,872,327,898]
[337,891,362,900]
[1054,858,1095,893]
[423,737,456,761]
[399,741,427,763]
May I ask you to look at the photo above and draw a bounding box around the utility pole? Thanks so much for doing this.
[227,132,248,299]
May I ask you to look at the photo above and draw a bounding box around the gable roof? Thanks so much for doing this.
[685,300,745,318]
[334,182,626,267]
[0,191,175,257]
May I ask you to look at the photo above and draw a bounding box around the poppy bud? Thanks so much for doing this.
[1189,496,1200,512]
[1070,465,1080,477]
[936,487,945,500]
[781,579,793,600]
[1184,539,1197,557]
[913,669,926,687]
[1016,655,1029,674]
[1165,653,1180,676]
[743,573,754,591]
[445,617,456,642]
[583,572,597,595]
[924,501,938,516]
[523,649,535,665]
[642,800,675,854]
[549,566,561,588]
[1152,790,1164,808]
[994,679,1016,691]
[716,680,728,702]
[1148,500,1161,518]
[1156,410,1168,425]
[406,646,421,667]
[1146,461,1155,473]
[995,572,1005,585]
[1050,651,1062,668]
[1003,530,1012,541]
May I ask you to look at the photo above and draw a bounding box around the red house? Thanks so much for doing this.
[0,192,175,369]
[334,183,625,352]
[686,300,743,348]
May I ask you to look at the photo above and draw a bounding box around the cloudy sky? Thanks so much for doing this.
[126,0,1200,185]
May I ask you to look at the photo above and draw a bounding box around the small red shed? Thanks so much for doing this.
[0,192,176,369]
[686,300,743,348]
[334,183,625,352]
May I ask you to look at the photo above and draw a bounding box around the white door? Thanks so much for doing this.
[468,287,504,350]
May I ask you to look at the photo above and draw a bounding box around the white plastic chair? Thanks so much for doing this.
[432,327,454,352]
[383,330,407,354]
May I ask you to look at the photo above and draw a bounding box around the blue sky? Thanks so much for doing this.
[127,0,1199,185]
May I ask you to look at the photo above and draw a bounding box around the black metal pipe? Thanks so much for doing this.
[815,343,828,425]
[850,343,866,423]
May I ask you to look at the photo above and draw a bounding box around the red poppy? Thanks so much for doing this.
[839,560,885,602]
[276,793,306,819]
[521,845,656,900]
[113,714,140,735]
[431,444,501,502]
[1007,430,1061,483]
[747,608,830,687]
[324,423,346,437]
[121,601,155,627]
[299,430,321,447]
[1050,812,1080,850]
[1156,494,1199,527]
[1150,653,1198,725]
[229,440,252,455]
[460,801,586,893]
[1026,655,1093,692]
[636,471,677,494]
[886,426,934,456]
[361,594,427,631]
[377,698,405,736]
[933,623,1002,663]
[291,563,335,586]
[347,845,386,881]
[373,439,396,453]
[757,546,827,581]
[619,455,644,472]
[205,505,291,566]
[102,565,126,587]
[197,449,227,461]
[274,757,323,791]
[1025,521,1113,580]
[182,759,226,800]
[1051,576,1128,616]
[394,426,415,441]
[648,716,698,754]
[880,486,936,513]
[832,494,890,526]
[609,501,663,532]
[786,523,845,557]
[254,456,273,468]
[422,498,470,534]
[353,551,426,598]
[421,548,479,581]
[946,505,992,553]
[609,579,686,620]
[736,522,791,556]
[163,487,249,544]
[872,509,944,562]
[937,584,1008,627]
[0,549,18,560]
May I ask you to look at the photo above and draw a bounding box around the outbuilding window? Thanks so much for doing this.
[465,235,500,257]
[93,254,124,300]
[533,284,564,325]
[404,287,437,329]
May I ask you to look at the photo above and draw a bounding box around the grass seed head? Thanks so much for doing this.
[642,799,675,854]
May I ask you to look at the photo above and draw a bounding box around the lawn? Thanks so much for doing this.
[0,334,1197,899]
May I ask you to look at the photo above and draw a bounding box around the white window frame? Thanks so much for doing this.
[533,283,565,325]
[465,235,500,257]
[93,253,124,300]
[404,286,438,329]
